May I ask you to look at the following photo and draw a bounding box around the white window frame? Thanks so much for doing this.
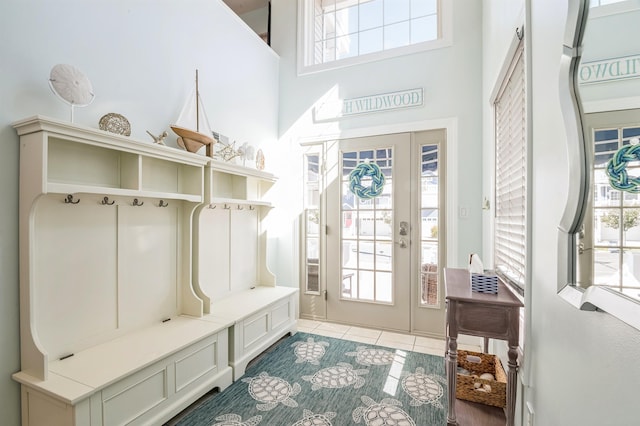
[296,0,453,75]
[492,35,527,296]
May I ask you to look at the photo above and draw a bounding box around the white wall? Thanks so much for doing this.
[0,1,279,424]
[269,0,484,287]
[484,0,640,424]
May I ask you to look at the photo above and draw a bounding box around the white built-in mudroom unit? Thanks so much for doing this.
[12,116,297,425]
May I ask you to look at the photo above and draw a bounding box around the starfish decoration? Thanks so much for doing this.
[217,140,241,162]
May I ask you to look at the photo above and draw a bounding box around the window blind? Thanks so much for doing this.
[494,40,526,292]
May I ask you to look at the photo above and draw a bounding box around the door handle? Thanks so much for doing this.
[395,238,408,249]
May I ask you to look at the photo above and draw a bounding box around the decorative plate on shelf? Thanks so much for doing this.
[99,113,131,136]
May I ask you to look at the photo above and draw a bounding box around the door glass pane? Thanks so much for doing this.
[340,147,393,304]
[342,268,356,298]
[420,144,440,306]
[376,241,392,271]
[358,270,375,300]
[376,271,392,303]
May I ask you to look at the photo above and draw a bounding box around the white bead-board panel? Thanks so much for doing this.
[199,208,231,300]
[32,194,180,360]
[118,203,178,327]
[34,195,118,360]
[199,207,258,300]
[230,208,258,292]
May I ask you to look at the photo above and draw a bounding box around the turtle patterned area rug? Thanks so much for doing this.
[173,332,448,426]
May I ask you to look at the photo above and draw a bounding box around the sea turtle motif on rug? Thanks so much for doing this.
[352,395,416,426]
[400,367,446,408]
[241,372,301,411]
[291,337,330,365]
[291,409,337,426]
[301,362,368,390]
[345,346,396,366]
[211,413,263,426]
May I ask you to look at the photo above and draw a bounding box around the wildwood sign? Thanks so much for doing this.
[342,88,424,116]
[578,54,640,84]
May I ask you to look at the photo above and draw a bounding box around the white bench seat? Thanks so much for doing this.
[13,316,233,425]
[200,286,298,379]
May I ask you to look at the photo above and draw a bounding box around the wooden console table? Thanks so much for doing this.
[444,268,523,426]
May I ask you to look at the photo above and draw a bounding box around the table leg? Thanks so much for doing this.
[506,345,519,426]
[446,335,458,426]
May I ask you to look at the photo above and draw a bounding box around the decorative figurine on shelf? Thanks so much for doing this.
[256,148,265,171]
[146,130,168,145]
[217,140,241,162]
[238,142,256,167]
[99,113,131,136]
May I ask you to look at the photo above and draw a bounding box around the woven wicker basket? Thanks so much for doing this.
[456,350,507,408]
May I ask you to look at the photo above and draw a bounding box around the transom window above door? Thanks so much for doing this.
[297,0,452,74]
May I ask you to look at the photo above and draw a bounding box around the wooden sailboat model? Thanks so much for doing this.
[171,70,215,155]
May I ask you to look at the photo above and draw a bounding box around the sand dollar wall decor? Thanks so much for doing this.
[48,64,95,122]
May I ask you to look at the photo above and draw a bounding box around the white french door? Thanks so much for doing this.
[300,130,446,336]
[326,134,411,331]
[318,131,446,335]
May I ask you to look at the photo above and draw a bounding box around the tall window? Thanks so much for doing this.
[298,0,451,74]
[303,149,322,294]
[419,143,441,306]
[494,39,527,294]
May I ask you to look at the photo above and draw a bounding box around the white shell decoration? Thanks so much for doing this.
[479,373,495,381]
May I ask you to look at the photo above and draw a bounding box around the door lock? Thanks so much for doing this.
[399,221,409,236]
[396,238,408,249]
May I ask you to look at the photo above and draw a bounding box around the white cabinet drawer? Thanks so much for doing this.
[242,311,269,351]
[271,299,292,331]
[102,366,167,426]
[175,339,218,392]
[101,333,220,426]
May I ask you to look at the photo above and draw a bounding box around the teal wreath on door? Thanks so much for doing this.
[607,142,640,193]
[349,162,385,199]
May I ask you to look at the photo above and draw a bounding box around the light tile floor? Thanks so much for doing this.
[297,319,482,356]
